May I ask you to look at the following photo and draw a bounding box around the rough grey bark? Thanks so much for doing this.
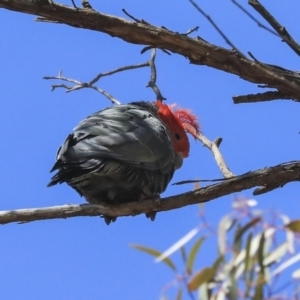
[0,161,299,225]
[1,0,300,101]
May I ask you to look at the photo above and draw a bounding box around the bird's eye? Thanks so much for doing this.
[175,133,180,140]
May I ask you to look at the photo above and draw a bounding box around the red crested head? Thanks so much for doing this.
[154,101,200,158]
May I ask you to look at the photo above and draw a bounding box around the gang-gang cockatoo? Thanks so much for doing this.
[48,101,199,224]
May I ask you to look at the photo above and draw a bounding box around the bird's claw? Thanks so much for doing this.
[103,216,117,225]
[145,212,156,221]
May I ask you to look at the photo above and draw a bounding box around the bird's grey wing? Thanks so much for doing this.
[53,104,175,174]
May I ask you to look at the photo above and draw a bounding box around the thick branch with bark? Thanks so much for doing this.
[2,0,300,101]
[0,161,299,225]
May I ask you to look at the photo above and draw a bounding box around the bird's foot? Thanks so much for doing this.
[145,212,156,221]
[145,194,160,221]
[103,216,117,225]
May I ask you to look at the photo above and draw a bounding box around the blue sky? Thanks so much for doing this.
[1,0,300,299]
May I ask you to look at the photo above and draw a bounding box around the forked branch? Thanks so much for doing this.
[43,61,151,104]
[195,133,235,178]
[248,0,300,57]
[2,0,300,101]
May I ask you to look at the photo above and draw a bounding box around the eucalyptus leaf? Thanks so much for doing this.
[130,244,176,271]
[286,220,300,234]
[218,214,235,255]
[175,288,182,300]
[234,217,261,246]
[188,267,215,291]
[264,242,289,267]
[187,237,205,274]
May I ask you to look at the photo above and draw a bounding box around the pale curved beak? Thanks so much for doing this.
[174,153,184,170]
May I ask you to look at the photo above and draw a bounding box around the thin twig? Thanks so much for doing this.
[184,26,199,36]
[233,91,292,104]
[122,8,149,25]
[44,60,152,104]
[141,46,154,54]
[248,0,300,57]
[71,0,77,8]
[36,16,60,23]
[44,71,121,104]
[90,87,120,104]
[89,62,149,85]
[141,46,171,56]
[248,51,260,62]
[188,0,300,98]
[231,0,278,36]
[189,0,246,58]
[196,132,235,178]
[0,161,299,225]
[146,49,166,101]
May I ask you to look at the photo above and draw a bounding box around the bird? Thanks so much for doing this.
[48,101,199,224]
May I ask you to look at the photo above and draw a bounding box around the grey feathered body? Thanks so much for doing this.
[48,102,177,205]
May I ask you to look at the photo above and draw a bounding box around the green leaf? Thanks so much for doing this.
[233,224,242,254]
[180,246,187,264]
[233,229,274,269]
[264,242,289,266]
[130,244,176,271]
[198,282,209,300]
[175,288,182,300]
[188,255,223,291]
[155,227,200,263]
[227,271,238,300]
[253,273,265,300]
[244,233,253,276]
[234,217,261,246]
[218,214,236,255]
[257,232,265,274]
[188,267,215,291]
[271,252,300,278]
[286,220,300,233]
[212,255,224,273]
[233,233,254,282]
[279,214,294,253]
[244,254,256,299]
[292,268,300,279]
[263,231,273,258]
[186,237,205,274]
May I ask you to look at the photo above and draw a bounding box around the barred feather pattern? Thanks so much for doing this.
[48,101,198,223]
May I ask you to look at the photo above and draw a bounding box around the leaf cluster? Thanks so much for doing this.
[132,198,300,300]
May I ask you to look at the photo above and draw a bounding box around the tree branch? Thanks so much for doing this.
[231,0,278,37]
[44,71,121,104]
[233,91,293,104]
[44,49,167,103]
[189,0,246,58]
[195,133,235,178]
[248,0,300,57]
[43,60,151,104]
[2,1,300,101]
[146,49,166,101]
[0,161,299,225]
